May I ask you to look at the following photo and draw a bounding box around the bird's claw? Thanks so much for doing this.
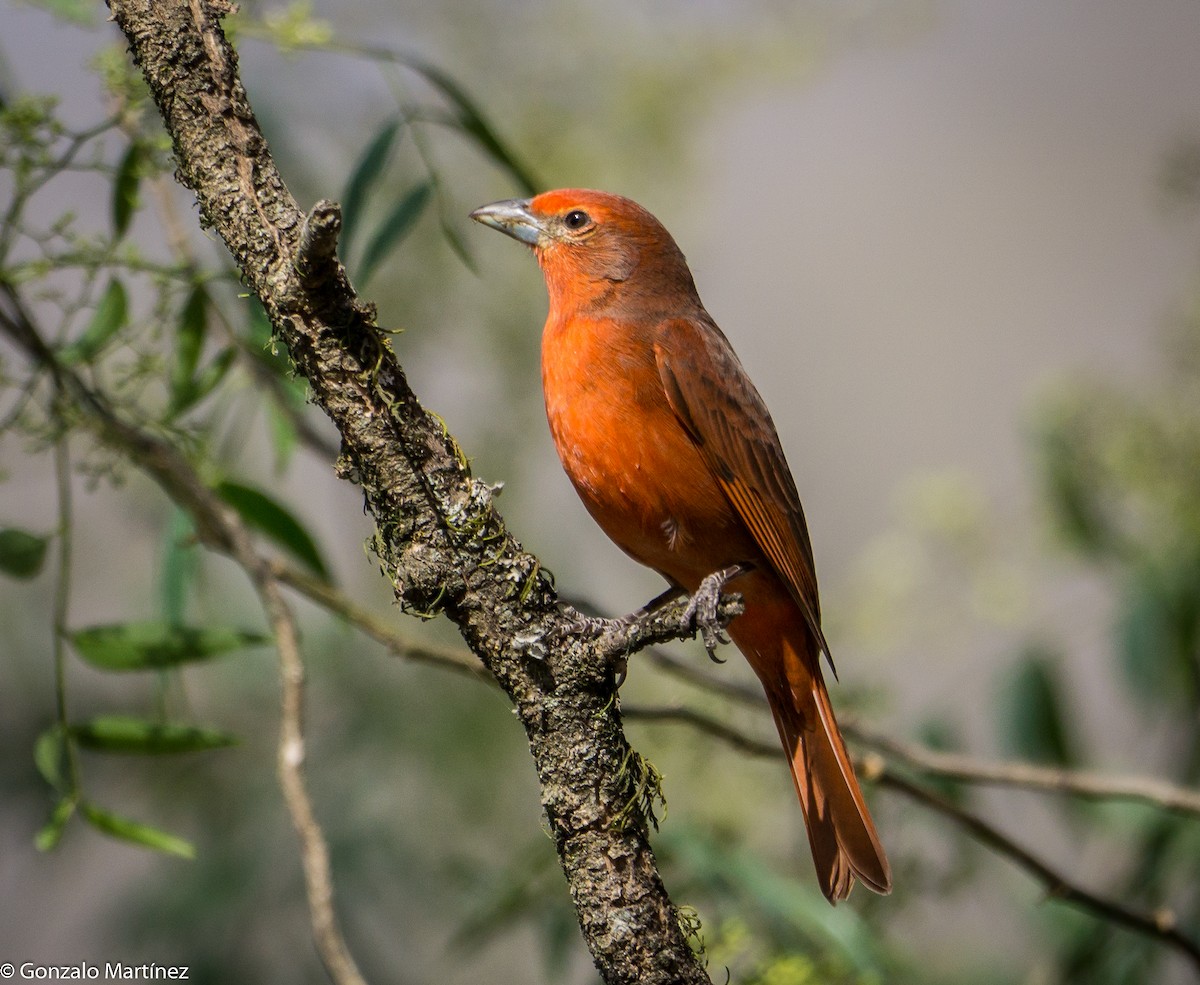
[683,564,744,662]
[559,602,632,686]
[559,602,612,638]
[561,600,662,640]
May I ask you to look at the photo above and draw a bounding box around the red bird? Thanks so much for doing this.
[471,189,891,902]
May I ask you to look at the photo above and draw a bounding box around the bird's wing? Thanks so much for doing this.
[654,317,833,667]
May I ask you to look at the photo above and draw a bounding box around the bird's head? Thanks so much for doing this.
[470,189,700,315]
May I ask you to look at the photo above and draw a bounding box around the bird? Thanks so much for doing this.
[470,188,891,903]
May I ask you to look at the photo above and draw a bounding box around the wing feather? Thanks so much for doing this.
[654,317,833,668]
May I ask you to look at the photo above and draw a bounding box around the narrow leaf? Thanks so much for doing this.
[171,347,236,418]
[405,58,539,194]
[112,140,146,239]
[0,527,50,578]
[160,509,197,627]
[1117,557,1200,706]
[60,279,128,365]
[190,347,236,400]
[357,181,433,286]
[216,480,331,581]
[170,283,209,400]
[81,802,194,859]
[34,725,69,791]
[35,798,77,852]
[266,399,299,473]
[69,621,268,671]
[245,298,273,347]
[1000,646,1078,766]
[439,214,478,274]
[71,715,237,754]
[341,119,402,254]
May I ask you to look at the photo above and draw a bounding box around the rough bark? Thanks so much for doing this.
[104,1,719,982]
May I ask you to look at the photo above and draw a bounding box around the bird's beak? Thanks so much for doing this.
[469,198,542,246]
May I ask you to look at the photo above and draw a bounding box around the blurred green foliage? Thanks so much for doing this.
[1023,308,1200,983]
[2,3,1200,984]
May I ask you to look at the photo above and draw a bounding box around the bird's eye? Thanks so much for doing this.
[563,209,590,230]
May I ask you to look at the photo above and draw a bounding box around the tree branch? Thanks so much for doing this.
[0,302,367,985]
[247,537,1200,975]
[643,646,1200,818]
[845,722,1200,818]
[621,703,1200,972]
[239,548,368,985]
[227,536,1200,973]
[103,2,718,981]
[872,770,1200,971]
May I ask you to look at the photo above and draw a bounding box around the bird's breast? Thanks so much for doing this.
[541,315,754,585]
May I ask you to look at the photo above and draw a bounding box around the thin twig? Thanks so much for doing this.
[622,702,1200,973]
[51,437,82,794]
[843,722,1200,818]
[274,571,1200,821]
[644,645,1200,818]
[623,704,776,758]
[1,300,369,985]
[875,771,1200,971]
[15,274,1200,973]
[644,645,763,705]
[238,550,368,985]
[269,560,485,680]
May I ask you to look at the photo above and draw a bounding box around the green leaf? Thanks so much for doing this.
[246,297,273,347]
[35,798,77,852]
[404,58,539,195]
[0,527,50,578]
[663,826,884,974]
[71,715,237,754]
[999,646,1078,766]
[34,725,69,792]
[112,140,146,239]
[80,802,194,859]
[69,621,268,671]
[170,283,209,401]
[160,510,197,627]
[215,480,331,581]
[170,347,235,418]
[60,279,128,365]
[357,180,433,286]
[439,214,478,274]
[341,119,402,255]
[1116,557,1200,706]
[191,347,236,399]
[266,399,299,473]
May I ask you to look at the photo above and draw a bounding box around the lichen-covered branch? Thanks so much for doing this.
[103,1,716,982]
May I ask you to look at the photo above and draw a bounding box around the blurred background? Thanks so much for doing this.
[3,0,1200,982]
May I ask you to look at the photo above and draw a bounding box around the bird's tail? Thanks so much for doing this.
[737,621,892,902]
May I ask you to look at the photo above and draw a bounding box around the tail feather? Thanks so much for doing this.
[756,634,892,902]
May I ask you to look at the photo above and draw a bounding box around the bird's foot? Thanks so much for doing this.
[559,601,615,638]
[683,564,747,662]
[558,602,639,686]
[560,582,688,638]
